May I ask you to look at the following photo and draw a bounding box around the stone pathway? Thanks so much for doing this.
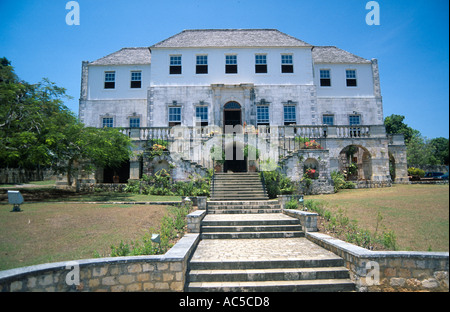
[190,237,343,262]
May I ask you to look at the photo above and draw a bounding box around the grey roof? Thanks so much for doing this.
[312,46,371,64]
[90,47,151,65]
[151,29,312,48]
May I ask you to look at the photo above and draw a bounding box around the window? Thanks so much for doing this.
[170,55,182,75]
[281,54,293,73]
[225,55,238,74]
[284,106,296,125]
[322,115,334,125]
[255,54,267,73]
[129,117,140,128]
[130,71,141,88]
[102,117,114,128]
[104,71,115,89]
[349,115,361,125]
[346,69,357,87]
[195,106,208,126]
[196,55,208,74]
[257,106,270,125]
[320,69,331,87]
[168,107,181,126]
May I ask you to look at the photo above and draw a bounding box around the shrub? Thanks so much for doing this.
[407,167,425,177]
[285,198,299,209]
[260,171,295,199]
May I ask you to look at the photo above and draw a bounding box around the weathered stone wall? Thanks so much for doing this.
[307,232,449,292]
[0,234,199,292]
[0,168,56,184]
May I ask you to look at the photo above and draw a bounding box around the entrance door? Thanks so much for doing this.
[223,101,242,129]
[223,102,246,172]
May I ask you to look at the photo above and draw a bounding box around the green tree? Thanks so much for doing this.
[384,114,419,145]
[429,137,449,165]
[0,58,134,184]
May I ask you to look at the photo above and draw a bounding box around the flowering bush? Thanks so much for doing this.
[305,168,317,179]
[304,140,323,149]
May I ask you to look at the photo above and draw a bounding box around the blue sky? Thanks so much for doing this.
[1,0,448,139]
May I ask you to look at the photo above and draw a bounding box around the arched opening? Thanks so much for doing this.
[338,145,372,181]
[389,153,396,181]
[223,101,242,131]
[303,158,319,179]
[103,160,130,183]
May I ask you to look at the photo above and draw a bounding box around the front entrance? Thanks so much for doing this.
[223,101,242,129]
[223,102,246,172]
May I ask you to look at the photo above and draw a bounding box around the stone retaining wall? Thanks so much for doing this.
[307,232,449,292]
[0,234,199,292]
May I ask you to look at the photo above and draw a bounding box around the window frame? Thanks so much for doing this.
[255,54,267,74]
[319,69,331,87]
[102,117,114,128]
[281,54,294,73]
[283,105,296,125]
[349,115,361,126]
[196,55,208,74]
[104,71,116,89]
[225,54,238,74]
[322,114,334,126]
[346,69,357,87]
[195,106,208,126]
[170,55,182,75]
[256,105,270,125]
[168,106,182,126]
[129,117,140,128]
[130,71,142,89]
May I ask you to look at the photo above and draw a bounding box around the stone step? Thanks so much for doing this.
[202,224,303,233]
[206,208,280,214]
[187,278,355,292]
[210,197,270,201]
[201,231,304,239]
[207,200,277,206]
[202,219,298,226]
[189,258,345,271]
[189,267,351,282]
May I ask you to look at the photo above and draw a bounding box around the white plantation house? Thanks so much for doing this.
[78,29,408,190]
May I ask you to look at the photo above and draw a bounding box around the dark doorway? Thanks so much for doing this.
[103,160,130,183]
[223,101,242,129]
[224,143,247,173]
[223,102,246,172]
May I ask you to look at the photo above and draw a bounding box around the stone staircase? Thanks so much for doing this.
[200,213,304,239]
[186,172,355,292]
[210,172,269,201]
[187,257,355,292]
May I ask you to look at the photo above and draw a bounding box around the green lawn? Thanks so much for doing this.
[0,202,172,270]
[308,184,449,252]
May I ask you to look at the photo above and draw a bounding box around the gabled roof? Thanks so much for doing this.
[151,29,312,48]
[90,47,151,65]
[312,46,371,64]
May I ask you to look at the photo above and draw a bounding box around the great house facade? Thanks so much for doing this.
[78,29,408,188]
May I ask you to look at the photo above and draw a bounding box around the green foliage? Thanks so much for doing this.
[260,171,295,199]
[125,170,210,197]
[330,171,356,193]
[244,145,260,160]
[109,201,194,257]
[0,58,134,184]
[407,167,425,177]
[285,198,299,209]
[304,199,398,251]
